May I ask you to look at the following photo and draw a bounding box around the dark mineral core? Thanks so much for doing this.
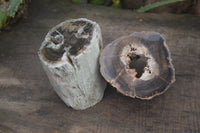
[128,53,148,78]
[42,20,94,62]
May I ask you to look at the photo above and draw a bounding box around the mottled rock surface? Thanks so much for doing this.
[38,18,106,110]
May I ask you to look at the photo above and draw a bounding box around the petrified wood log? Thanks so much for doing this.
[38,18,106,110]
[100,32,175,99]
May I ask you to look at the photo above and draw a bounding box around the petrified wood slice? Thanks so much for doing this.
[38,18,106,110]
[100,32,175,99]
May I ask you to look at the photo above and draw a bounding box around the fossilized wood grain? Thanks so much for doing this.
[100,32,175,99]
[38,18,106,110]
[0,0,200,132]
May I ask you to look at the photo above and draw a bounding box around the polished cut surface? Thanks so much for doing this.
[100,32,175,99]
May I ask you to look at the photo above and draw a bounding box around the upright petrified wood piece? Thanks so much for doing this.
[100,32,175,99]
[38,18,106,110]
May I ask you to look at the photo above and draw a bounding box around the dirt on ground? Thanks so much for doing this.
[121,0,200,15]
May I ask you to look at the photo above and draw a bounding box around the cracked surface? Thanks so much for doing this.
[39,19,94,63]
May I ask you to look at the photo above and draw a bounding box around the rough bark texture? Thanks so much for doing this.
[0,0,200,133]
[38,18,106,110]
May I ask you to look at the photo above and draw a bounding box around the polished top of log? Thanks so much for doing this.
[100,32,175,99]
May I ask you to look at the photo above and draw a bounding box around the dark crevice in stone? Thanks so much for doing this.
[67,54,74,67]
[128,53,148,78]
